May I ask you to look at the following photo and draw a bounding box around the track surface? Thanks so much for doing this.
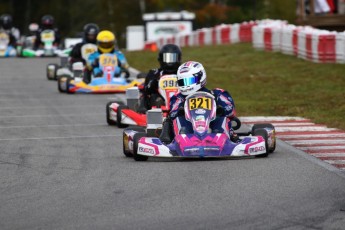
[1,58,345,230]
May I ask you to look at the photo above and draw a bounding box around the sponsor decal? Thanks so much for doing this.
[195,115,205,121]
[139,147,154,155]
[195,109,206,115]
[249,146,265,153]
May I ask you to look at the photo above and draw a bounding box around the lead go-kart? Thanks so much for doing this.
[58,53,144,94]
[122,91,276,161]
[106,74,178,128]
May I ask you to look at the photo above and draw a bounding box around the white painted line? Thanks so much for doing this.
[0,123,106,129]
[286,139,345,145]
[0,113,103,118]
[271,122,315,126]
[0,105,105,110]
[324,160,345,164]
[299,146,345,150]
[311,153,345,157]
[0,134,122,141]
[278,133,345,139]
[239,116,307,122]
[276,127,339,132]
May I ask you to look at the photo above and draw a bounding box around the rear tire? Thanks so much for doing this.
[117,105,130,128]
[253,128,269,158]
[133,132,148,161]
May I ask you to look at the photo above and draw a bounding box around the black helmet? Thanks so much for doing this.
[41,15,54,29]
[83,23,99,43]
[0,14,13,30]
[158,44,182,73]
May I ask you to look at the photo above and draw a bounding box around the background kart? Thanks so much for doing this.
[60,53,144,94]
[0,31,16,57]
[47,43,97,81]
[122,91,276,161]
[106,74,178,128]
[21,29,70,58]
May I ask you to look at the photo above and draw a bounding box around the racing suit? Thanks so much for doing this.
[138,68,177,112]
[0,27,19,48]
[69,42,97,65]
[87,49,129,77]
[160,87,237,143]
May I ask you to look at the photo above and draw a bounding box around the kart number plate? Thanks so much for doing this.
[41,31,55,41]
[159,77,177,89]
[99,55,117,67]
[188,97,212,110]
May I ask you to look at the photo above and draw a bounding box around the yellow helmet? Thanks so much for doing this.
[96,30,116,53]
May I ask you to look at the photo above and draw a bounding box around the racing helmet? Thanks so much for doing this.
[158,44,182,73]
[96,30,115,53]
[0,14,13,30]
[83,23,99,43]
[177,61,207,96]
[41,15,54,29]
[28,23,39,33]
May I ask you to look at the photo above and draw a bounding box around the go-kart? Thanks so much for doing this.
[47,43,97,80]
[21,29,70,57]
[60,53,144,94]
[0,31,16,57]
[106,74,178,128]
[122,91,276,161]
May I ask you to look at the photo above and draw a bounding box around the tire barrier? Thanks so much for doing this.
[143,19,345,64]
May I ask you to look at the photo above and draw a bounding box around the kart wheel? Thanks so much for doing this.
[253,128,269,158]
[46,64,59,80]
[66,77,74,94]
[117,105,130,128]
[122,127,146,158]
[122,129,132,157]
[57,76,68,93]
[133,132,148,161]
[252,123,276,153]
[106,101,123,126]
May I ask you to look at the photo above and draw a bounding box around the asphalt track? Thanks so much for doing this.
[0,58,345,230]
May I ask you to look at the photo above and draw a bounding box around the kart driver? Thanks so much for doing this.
[0,14,20,48]
[159,61,239,143]
[87,30,129,79]
[34,15,61,50]
[137,44,182,112]
[69,23,99,65]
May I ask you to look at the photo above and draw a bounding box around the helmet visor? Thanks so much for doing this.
[178,71,203,87]
[162,53,178,63]
[98,41,114,49]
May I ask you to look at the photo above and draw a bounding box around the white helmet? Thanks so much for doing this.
[177,61,207,96]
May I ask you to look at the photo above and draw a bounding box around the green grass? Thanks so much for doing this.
[124,43,345,130]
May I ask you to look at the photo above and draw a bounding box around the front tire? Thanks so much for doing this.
[117,105,130,128]
[133,132,148,161]
[106,101,121,126]
[46,64,59,80]
[252,123,276,153]
[253,128,269,158]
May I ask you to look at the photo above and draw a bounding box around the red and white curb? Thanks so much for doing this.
[240,116,345,170]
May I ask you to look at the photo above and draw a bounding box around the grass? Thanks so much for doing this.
[124,43,345,130]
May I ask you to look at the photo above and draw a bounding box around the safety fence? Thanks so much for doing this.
[144,19,345,64]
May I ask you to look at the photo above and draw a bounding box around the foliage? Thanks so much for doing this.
[0,0,296,47]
